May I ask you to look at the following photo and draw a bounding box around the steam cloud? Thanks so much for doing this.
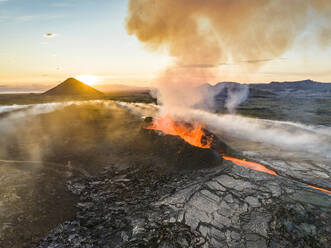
[0,102,79,160]
[127,0,331,111]
[0,105,29,114]
[0,101,117,161]
[184,109,331,158]
[118,102,331,159]
[197,83,249,113]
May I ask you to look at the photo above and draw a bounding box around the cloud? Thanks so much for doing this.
[127,0,331,112]
[177,58,288,68]
[43,33,57,38]
[178,64,217,68]
[0,0,9,3]
[240,58,288,64]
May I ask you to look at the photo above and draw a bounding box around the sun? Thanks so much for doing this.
[75,75,100,86]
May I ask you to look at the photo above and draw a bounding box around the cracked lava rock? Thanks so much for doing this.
[38,159,330,247]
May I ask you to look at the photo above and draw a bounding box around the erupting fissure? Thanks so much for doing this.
[146,115,278,175]
[146,116,331,195]
[146,115,214,149]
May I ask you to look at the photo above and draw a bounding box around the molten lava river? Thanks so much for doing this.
[146,116,331,195]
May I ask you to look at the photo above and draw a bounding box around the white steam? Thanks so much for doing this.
[224,85,249,114]
[0,102,70,130]
[201,83,249,113]
[154,82,249,114]
[0,100,115,133]
[0,104,30,114]
[176,109,331,159]
[117,102,331,160]
[0,100,123,161]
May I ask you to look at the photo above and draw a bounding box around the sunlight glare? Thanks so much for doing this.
[75,75,100,86]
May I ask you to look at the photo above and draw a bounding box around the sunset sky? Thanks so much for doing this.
[0,0,330,92]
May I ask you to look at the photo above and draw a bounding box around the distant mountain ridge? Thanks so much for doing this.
[203,79,331,99]
[43,78,104,97]
[250,79,330,91]
[250,79,331,98]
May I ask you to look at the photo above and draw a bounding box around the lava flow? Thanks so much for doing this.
[146,115,214,149]
[146,115,331,195]
[222,156,277,176]
[308,185,331,194]
[146,115,278,176]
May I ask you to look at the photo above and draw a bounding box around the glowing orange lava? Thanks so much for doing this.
[222,156,278,176]
[308,185,331,194]
[146,115,330,195]
[146,115,213,149]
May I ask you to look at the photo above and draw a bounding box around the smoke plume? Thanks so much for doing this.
[126,0,331,111]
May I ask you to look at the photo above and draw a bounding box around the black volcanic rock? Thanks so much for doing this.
[43,78,104,97]
[38,160,331,248]
[139,128,223,170]
[39,165,209,248]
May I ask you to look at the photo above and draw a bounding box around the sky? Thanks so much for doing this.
[0,0,330,92]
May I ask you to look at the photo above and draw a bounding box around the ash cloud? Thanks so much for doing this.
[126,0,331,112]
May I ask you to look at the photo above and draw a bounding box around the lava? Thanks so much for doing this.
[222,156,278,176]
[146,115,213,149]
[146,115,277,176]
[308,185,331,194]
[146,115,330,195]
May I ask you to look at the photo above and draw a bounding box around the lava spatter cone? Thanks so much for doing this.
[140,117,223,170]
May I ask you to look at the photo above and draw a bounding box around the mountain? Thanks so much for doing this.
[43,78,104,97]
[251,79,330,91]
[201,79,331,99]
[250,79,331,98]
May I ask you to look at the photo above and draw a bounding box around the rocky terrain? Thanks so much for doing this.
[0,99,330,248]
[37,126,330,248]
[38,153,330,248]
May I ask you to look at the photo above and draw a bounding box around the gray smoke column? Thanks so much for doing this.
[126,0,331,112]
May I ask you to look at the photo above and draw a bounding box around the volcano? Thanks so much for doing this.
[43,78,104,97]
[145,115,331,194]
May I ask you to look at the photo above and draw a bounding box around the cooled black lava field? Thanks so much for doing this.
[0,96,330,248]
